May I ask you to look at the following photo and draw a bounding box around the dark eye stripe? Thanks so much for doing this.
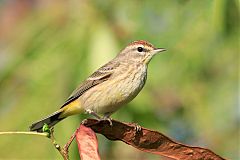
[137,47,150,53]
[143,48,150,52]
[129,47,150,53]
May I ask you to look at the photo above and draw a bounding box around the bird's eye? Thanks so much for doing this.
[137,47,144,52]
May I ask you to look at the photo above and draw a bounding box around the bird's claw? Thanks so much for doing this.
[81,119,88,125]
[132,123,142,132]
[101,117,113,126]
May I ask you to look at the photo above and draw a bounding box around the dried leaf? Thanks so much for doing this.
[76,124,101,160]
[83,119,226,160]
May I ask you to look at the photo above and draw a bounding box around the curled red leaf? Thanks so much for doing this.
[76,124,101,160]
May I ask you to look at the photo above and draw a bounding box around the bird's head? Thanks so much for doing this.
[118,40,166,65]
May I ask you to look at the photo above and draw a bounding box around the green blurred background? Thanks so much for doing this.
[0,0,239,159]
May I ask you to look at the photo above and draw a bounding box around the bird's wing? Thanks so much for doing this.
[60,61,119,108]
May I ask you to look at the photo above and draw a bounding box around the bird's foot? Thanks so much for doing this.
[85,109,101,119]
[101,116,113,126]
[81,119,88,125]
[132,123,142,132]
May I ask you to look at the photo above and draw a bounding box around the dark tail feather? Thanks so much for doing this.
[30,110,65,132]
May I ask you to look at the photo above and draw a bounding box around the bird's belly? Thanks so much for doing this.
[80,67,147,114]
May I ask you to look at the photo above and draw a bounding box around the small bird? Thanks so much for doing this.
[30,40,166,132]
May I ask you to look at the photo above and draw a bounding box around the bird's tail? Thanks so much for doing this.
[29,109,65,132]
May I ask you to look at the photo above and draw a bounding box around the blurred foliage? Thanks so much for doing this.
[0,0,239,160]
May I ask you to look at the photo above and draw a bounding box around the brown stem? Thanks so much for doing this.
[49,128,69,160]
[63,130,77,154]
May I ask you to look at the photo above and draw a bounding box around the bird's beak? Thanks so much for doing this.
[153,48,166,54]
[144,47,166,64]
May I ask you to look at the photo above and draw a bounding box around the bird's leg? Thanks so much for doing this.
[85,109,101,119]
[102,112,113,126]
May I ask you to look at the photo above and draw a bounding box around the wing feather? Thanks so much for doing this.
[60,61,119,108]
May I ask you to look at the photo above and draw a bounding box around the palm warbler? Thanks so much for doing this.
[30,40,166,132]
